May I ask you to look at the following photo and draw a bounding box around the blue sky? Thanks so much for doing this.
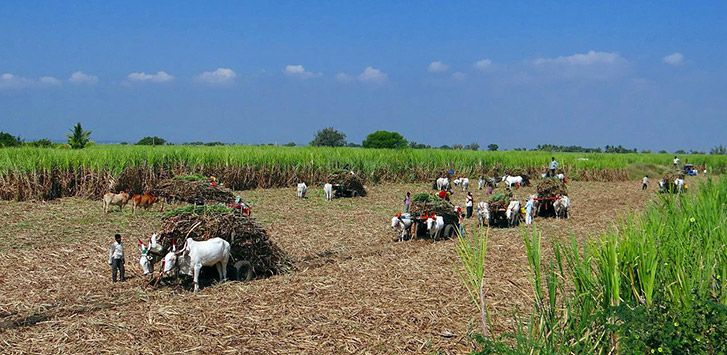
[1,1,725,151]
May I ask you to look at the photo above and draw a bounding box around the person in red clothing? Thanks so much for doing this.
[437,189,452,201]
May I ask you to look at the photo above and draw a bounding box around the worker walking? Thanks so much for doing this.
[108,234,125,283]
[548,157,559,177]
[642,175,649,190]
[465,192,474,219]
[525,197,534,225]
[404,192,411,213]
[673,156,680,168]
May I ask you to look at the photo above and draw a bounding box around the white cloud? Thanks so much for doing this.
[428,61,449,73]
[68,71,99,85]
[451,72,466,81]
[127,71,174,83]
[284,64,320,79]
[357,66,388,84]
[662,52,684,66]
[532,50,628,80]
[195,68,236,85]
[473,59,493,71]
[0,73,62,89]
[39,76,62,86]
[335,72,353,83]
[534,50,624,66]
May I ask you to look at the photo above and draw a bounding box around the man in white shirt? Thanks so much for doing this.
[673,156,680,168]
[642,175,649,190]
[108,234,125,283]
[548,157,559,177]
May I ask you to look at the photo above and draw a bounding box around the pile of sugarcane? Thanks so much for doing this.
[156,206,288,277]
[536,178,568,197]
[154,178,234,204]
[328,170,367,197]
[409,193,458,224]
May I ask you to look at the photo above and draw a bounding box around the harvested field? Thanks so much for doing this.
[0,180,659,353]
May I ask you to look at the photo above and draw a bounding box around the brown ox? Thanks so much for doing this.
[131,193,160,215]
[103,192,130,214]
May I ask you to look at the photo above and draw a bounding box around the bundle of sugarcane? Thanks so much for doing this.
[409,196,458,224]
[536,178,568,197]
[154,178,234,204]
[157,205,289,277]
[328,170,367,197]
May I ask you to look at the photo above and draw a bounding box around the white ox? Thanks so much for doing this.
[502,175,524,189]
[426,216,445,239]
[103,192,130,214]
[297,183,307,198]
[453,178,470,191]
[436,177,451,191]
[554,196,570,219]
[163,237,231,292]
[390,214,413,241]
[323,183,333,201]
[475,202,490,227]
[505,200,522,227]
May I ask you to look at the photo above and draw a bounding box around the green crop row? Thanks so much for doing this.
[2,145,726,176]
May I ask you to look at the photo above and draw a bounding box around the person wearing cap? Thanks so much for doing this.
[108,234,125,283]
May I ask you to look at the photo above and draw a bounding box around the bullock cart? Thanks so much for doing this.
[147,205,288,287]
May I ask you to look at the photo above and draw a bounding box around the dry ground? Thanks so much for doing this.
[0,181,653,354]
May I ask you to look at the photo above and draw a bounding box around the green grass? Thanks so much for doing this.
[2,145,726,177]
[473,177,727,354]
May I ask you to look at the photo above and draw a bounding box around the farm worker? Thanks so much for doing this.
[465,192,474,218]
[478,176,484,190]
[437,190,447,200]
[642,175,649,190]
[548,157,559,177]
[108,234,125,283]
[525,198,534,225]
[404,192,411,213]
[673,156,680,168]
[209,176,218,187]
[486,184,493,195]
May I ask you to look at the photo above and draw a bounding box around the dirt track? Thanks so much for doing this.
[0,181,652,354]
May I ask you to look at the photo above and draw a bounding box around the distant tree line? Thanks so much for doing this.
[3,124,727,155]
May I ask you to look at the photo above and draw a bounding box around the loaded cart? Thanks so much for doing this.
[328,171,367,198]
[487,200,522,228]
[412,213,459,240]
[534,196,561,218]
[534,178,568,218]
[409,193,460,240]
